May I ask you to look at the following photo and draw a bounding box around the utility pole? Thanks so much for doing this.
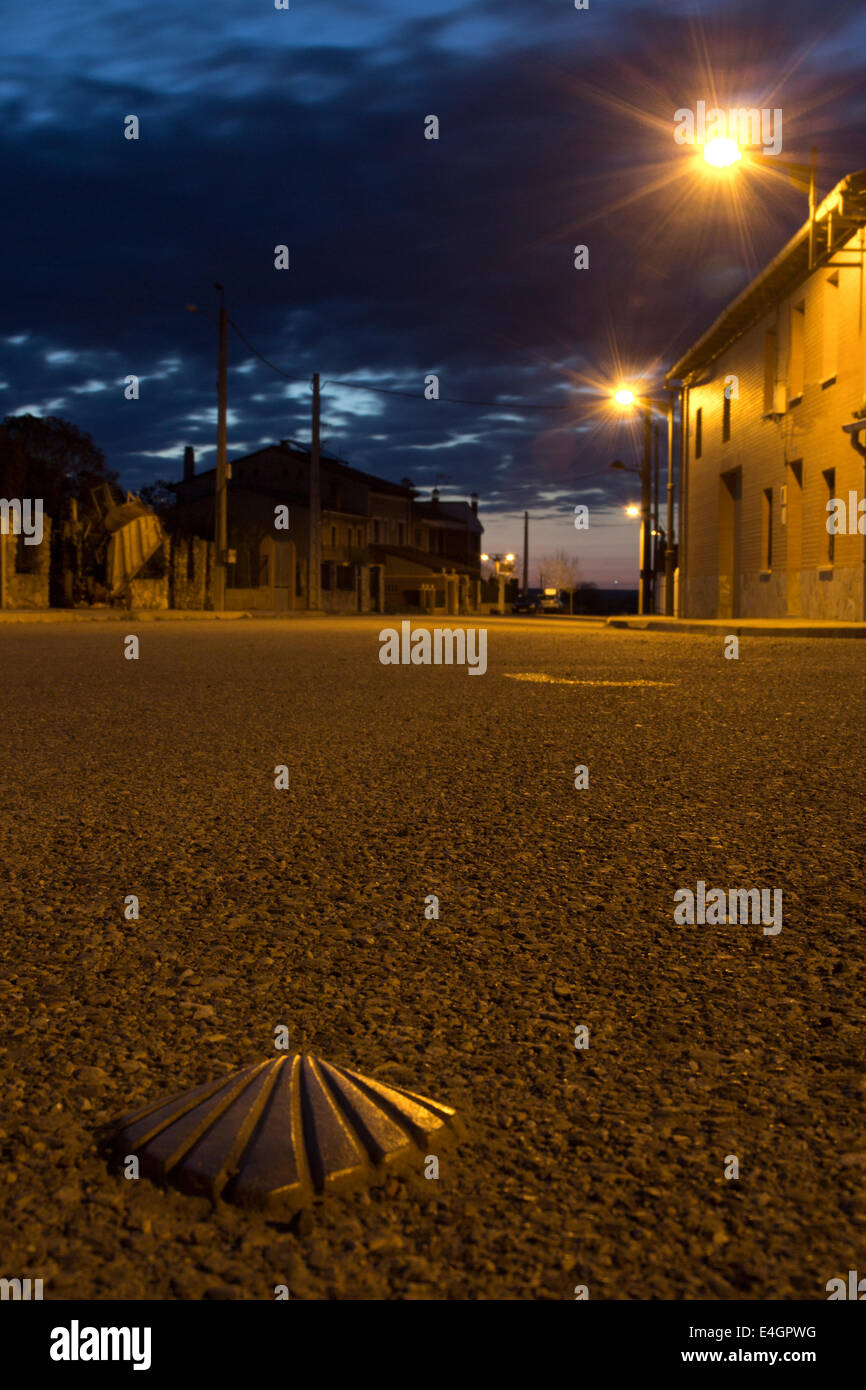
[640,405,652,615]
[214,284,228,612]
[523,510,529,590]
[665,392,676,615]
[307,373,321,610]
[652,419,660,607]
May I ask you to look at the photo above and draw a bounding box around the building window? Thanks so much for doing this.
[763,329,777,414]
[331,525,337,548]
[398,523,405,545]
[722,392,731,443]
[373,520,380,543]
[414,527,422,547]
[822,272,839,383]
[823,468,835,563]
[761,488,773,570]
[695,407,702,460]
[790,300,805,400]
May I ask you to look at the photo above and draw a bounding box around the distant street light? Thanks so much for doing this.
[620,504,641,607]
[610,400,653,615]
[483,551,517,575]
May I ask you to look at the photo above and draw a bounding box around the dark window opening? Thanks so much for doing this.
[824,468,835,563]
[762,488,773,569]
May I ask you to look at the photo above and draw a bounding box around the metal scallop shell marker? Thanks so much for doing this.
[111,1054,456,1211]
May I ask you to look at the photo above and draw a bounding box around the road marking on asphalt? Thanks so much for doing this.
[504,673,677,686]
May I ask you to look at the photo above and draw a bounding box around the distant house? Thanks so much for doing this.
[169,441,484,613]
[668,168,866,620]
[372,490,484,613]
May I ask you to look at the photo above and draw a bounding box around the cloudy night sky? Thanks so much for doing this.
[3,0,865,584]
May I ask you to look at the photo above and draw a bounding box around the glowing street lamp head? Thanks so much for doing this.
[480,553,489,562]
[614,387,636,407]
[505,553,516,562]
[625,505,640,518]
[703,137,741,169]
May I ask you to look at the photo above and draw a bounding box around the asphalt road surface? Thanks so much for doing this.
[1,617,864,1300]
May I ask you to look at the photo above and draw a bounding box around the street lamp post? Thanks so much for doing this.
[612,467,646,609]
[702,140,819,269]
[481,551,516,613]
[641,404,652,614]
[612,388,676,614]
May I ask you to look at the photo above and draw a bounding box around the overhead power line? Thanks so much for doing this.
[228,316,578,413]
[228,319,310,385]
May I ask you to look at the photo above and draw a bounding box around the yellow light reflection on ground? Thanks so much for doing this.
[505,673,676,686]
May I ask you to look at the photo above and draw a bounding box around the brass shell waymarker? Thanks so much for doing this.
[110,1053,456,1211]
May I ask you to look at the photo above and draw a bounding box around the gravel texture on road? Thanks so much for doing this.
[1,617,864,1300]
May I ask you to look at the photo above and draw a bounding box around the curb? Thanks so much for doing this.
[0,610,256,623]
[606,618,866,639]
[0,610,340,624]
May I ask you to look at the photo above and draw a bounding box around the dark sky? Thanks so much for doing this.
[3,0,865,582]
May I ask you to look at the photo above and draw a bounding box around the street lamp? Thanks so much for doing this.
[611,461,646,602]
[623,504,642,609]
[703,137,741,169]
[483,551,517,576]
[701,138,819,268]
[481,551,517,613]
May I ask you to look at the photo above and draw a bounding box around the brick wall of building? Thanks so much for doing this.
[684,229,866,619]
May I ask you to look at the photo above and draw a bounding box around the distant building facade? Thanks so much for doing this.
[668,169,866,620]
[169,441,484,614]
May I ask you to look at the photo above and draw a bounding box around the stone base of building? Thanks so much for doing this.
[685,565,865,621]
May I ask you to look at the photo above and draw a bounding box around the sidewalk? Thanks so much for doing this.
[2,608,865,636]
[606,615,866,638]
[0,608,312,623]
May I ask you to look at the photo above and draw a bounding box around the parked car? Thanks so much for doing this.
[513,587,565,614]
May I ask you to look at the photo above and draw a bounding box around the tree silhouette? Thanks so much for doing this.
[0,413,117,516]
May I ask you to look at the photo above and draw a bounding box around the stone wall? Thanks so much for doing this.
[0,519,52,609]
[127,577,169,609]
[170,536,213,609]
